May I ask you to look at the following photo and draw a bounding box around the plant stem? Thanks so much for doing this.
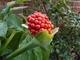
[0,30,16,55]
[42,1,48,15]
[4,39,38,60]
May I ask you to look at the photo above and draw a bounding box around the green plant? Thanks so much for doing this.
[46,0,80,60]
[0,0,58,60]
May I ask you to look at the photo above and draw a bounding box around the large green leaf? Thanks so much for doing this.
[33,47,43,60]
[12,50,35,60]
[11,35,34,60]
[41,46,51,60]
[10,34,51,60]
[6,14,24,31]
[9,31,23,50]
[0,21,8,38]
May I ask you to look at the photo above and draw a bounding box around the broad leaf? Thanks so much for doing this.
[33,47,43,60]
[11,34,51,60]
[11,35,35,60]
[6,0,27,7]
[0,7,10,20]
[6,14,24,31]
[12,50,35,60]
[10,6,28,12]
[0,21,8,38]
[9,31,23,50]
[41,46,51,60]
[7,1,16,7]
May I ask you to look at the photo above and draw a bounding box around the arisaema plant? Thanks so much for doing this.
[0,0,59,60]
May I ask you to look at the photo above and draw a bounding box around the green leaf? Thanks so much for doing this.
[0,29,16,55]
[12,50,35,60]
[7,1,16,7]
[19,34,32,47]
[12,35,34,60]
[41,47,51,60]
[4,35,37,60]
[10,6,28,12]
[35,30,53,46]
[0,7,10,20]
[33,47,42,60]
[9,31,23,50]
[13,35,35,60]
[19,34,51,60]
[10,34,51,60]
[6,0,27,8]
[0,21,8,38]
[6,14,24,31]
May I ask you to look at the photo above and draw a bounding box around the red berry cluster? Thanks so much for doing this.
[27,11,54,35]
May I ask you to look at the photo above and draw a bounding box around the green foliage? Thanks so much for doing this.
[46,0,80,60]
[35,30,53,46]
[11,35,51,60]
[5,14,24,31]
[0,0,54,60]
[0,21,8,38]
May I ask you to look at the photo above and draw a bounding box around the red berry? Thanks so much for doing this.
[44,24,48,29]
[38,21,41,24]
[31,14,36,18]
[41,15,45,18]
[41,20,45,23]
[30,18,35,23]
[34,13,38,17]
[45,21,49,24]
[34,11,38,13]
[34,20,38,24]
[48,24,51,28]
[27,16,31,21]
[51,24,54,29]
[47,28,51,33]
[40,23,45,28]
[35,30,38,34]
[31,29,35,33]
[28,22,31,27]
[39,28,44,31]
[49,21,51,24]
[36,25,40,30]
[38,17,42,21]
[28,27,31,30]
[31,23,35,28]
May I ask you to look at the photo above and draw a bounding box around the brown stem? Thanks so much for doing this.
[42,1,48,15]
